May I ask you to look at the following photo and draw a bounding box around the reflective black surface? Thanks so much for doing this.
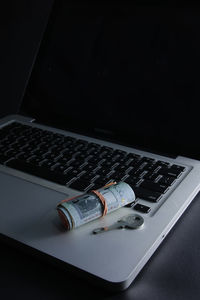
[22,1,200,160]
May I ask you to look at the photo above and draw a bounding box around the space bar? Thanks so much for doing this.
[6,159,68,185]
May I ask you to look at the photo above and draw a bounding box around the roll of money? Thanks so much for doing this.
[57,181,135,230]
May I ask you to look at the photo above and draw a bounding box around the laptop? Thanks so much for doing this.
[1,1,200,291]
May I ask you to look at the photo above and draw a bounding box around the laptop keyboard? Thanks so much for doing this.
[0,122,186,213]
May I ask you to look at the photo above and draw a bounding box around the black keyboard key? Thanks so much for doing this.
[113,149,127,156]
[143,163,158,172]
[101,160,117,169]
[67,168,82,178]
[143,172,161,182]
[6,159,70,185]
[81,163,96,173]
[159,176,176,186]
[4,149,18,158]
[96,167,111,177]
[101,146,113,153]
[133,187,162,202]
[88,156,103,165]
[130,169,148,178]
[159,167,182,178]
[171,164,185,172]
[69,179,91,191]
[93,176,109,187]
[124,176,141,186]
[40,159,56,169]
[53,164,68,174]
[141,157,156,164]
[28,156,43,166]
[115,164,130,173]
[16,152,33,161]
[129,159,142,168]
[155,160,170,167]
[33,149,48,157]
[68,159,84,169]
[134,203,151,213]
[116,157,132,166]
[111,171,126,181]
[80,172,97,182]
[57,157,71,165]
[1,139,12,147]
[127,153,141,160]
[140,180,169,193]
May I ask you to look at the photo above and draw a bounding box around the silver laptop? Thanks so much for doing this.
[1,1,200,291]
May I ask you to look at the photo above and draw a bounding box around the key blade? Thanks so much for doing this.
[93,222,125,234]
[93,227,107,234]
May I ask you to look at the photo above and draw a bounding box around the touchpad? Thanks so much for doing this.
[0,172,68,240]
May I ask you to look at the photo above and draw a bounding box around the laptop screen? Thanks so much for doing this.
[21,1,200,160]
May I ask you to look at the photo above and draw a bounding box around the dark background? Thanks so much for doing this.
[20,1,200,160]
[0,0,53,118]
[1,1,200,299]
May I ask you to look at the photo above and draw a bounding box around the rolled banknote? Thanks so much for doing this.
[57,181,135,230]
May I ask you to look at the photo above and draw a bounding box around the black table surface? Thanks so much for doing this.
[1,191,200,300]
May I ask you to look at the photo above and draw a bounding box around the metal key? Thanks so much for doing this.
[93,214,144,234]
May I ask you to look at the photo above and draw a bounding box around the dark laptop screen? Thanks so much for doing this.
[21,1,200,159]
